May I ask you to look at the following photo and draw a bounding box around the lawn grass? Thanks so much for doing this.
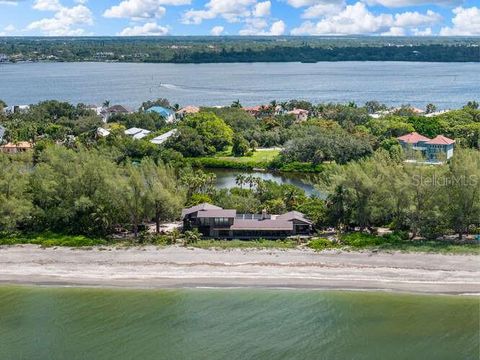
[215,149,281,164]
[0,232,107,247]
[192,239,298,249]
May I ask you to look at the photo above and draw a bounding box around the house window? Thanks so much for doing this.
[214,217,230,227]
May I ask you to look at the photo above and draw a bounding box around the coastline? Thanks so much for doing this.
[0,245,478,295]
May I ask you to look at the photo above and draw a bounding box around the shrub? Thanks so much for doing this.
[308,238,334,251]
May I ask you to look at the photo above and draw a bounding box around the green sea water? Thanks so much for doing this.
[0,286,478,360]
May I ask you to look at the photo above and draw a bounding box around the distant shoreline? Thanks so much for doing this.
[1,245,478,295]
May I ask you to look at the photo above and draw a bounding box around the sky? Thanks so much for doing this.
[0,0,478,37]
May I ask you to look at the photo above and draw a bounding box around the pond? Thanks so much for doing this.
[209,168,322,197]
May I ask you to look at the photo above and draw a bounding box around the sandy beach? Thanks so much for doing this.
[0,245,478,294]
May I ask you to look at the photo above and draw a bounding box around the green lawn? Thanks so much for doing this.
[0,232,106,247]
[215,149,281,164]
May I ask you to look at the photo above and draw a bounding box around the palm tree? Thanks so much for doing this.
[235,174,246,189]
[102,100,110,109]
[231,100,242,108]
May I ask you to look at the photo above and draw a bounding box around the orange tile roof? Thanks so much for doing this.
[425,135,455,145]
[397,132,431,144]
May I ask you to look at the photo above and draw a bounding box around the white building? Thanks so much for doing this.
[150,129,177,145]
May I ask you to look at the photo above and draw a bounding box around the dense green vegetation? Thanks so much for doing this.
[0,98,479,248]
[1,37,479,63]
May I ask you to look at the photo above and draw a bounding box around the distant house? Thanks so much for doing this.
[100,105,131,122]
[150,129,177,145]
[0,141,33,154]
[146,106,176,123]
[287,109,309,122]
[125,127,151,139]
[4,105,30,115]
[97,127,110,137]
[0,125,5,143]
[176,106,200,118]
[182,203,312,239]
[243,105,264,117]
[397,132,455,163]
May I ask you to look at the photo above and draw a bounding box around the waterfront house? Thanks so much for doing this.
[181,203,312,239]
[176,106,200,118]
[397,132,455,163]
[146,106,176,123]
[100,105,131,122]
[150,129,177,145]
[243,105,264,117]
[0,141,32,154]
[287,109,309,122]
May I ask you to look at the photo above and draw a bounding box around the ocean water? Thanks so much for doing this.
[0,61,478,109]
[0,286,478,360]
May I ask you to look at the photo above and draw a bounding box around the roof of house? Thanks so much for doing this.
[276,211,312,224]
[146,106,174,117]
[97,127,110,137]
[196,209,237,218]
[177,106,200,115]
[288,109,309,115]
[397,132,431,144]
[231,219,294,231]
[150,129,178,145]
[425,135,455,145]
[181,203,223,218]
[106,105,130,114]
[132,129,151,140]
[243,105,263,112]
[125,127,148,136]
[0,141,32,149]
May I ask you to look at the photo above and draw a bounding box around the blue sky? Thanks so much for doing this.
[0,0,478,36]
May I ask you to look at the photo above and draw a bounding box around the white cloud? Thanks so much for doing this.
[253,1,270,17]
[210,25,224,35]
[302,2,345,18]
[182,0,256,24]
[33,0,62,11]
[291,2,393,35]
[393,10,441,27]
[104,0,189,19]
[240,19,285,35]
[413,27,432,36]
[291,2,443,35]
[381,26,405,36]
[439,6,480,36]
[27,3,93,35]
[118,21,169,35]
[365,0,460,7]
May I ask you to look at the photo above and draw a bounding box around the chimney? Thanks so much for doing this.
[261,209,267,220]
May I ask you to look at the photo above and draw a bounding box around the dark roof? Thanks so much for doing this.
[107,105,130,113]
[181,203,222,218]
[231,219,293,231]
[197,209,237,218]
[276,211,312,224]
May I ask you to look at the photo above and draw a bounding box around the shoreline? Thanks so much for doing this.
[0,245,478,295]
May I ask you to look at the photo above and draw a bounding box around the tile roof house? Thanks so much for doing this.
[287,109,309,122]
[100,105,131,122]
[0,141,33,154]
[182,203,312,239]
[176,106,200,118]
[397,132,455,163]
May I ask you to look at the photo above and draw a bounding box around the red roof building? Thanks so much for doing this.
[397,132,431,144]
[425,135,455,145]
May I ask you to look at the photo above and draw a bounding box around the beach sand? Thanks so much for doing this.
[0,245,478,294]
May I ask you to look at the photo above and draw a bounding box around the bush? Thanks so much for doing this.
[340,232,384,247]
[308,238,334,251]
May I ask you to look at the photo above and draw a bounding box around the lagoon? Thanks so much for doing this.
[0,286,478,360]
[0,61,478,109]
